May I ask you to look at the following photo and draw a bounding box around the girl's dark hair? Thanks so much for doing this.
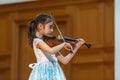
[28,13,54,47]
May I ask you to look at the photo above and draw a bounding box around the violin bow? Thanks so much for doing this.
[50,15,66,43]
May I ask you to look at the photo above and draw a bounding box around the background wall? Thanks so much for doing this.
[0,0,114,80]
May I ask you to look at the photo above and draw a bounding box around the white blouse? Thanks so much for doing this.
[33,38,57,63]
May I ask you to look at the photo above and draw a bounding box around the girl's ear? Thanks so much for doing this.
[37,23,43,30]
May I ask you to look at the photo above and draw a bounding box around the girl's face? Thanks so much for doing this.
[42,21,54,36]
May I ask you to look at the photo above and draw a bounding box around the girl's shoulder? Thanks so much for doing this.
[33,38,44,44]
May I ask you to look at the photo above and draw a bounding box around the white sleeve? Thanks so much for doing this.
[33,38,44,46]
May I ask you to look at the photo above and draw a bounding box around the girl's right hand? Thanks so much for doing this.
[64,43,73,51]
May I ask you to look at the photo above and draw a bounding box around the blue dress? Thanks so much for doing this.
[28,38,66,80]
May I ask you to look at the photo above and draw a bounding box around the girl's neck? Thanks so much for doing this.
[35,31,43,38]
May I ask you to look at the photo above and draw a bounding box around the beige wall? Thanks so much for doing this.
[0,0,114,80]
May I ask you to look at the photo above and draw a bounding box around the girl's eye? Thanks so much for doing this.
[50,25,54,29]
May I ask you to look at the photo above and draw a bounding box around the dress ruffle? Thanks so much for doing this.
[29,61,66,80]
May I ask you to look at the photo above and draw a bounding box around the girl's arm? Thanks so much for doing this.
[36,39,72,54]
[56,39,85,64]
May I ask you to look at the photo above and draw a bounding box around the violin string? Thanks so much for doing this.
[50,15,66,43]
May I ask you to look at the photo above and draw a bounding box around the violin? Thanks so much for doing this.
[46,15,92,49]
[43,35,91,48]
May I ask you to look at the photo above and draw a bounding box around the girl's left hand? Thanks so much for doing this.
[75,38,85,48]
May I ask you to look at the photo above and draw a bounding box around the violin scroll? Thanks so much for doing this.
[84,43,91,48]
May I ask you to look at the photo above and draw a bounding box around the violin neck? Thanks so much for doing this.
[64,37,77,42]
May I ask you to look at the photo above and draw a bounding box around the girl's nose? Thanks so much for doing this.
[51,29,53,32]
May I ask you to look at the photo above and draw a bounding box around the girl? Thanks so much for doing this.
[28,13,85,80]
